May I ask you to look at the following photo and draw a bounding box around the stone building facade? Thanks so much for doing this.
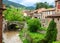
[46,0,60,40]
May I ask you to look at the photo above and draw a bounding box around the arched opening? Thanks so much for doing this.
[8,24,19,31]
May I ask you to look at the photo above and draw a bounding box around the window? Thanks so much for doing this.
[48,11,50,15]
[58,1,60,9]
[58,1,60,4]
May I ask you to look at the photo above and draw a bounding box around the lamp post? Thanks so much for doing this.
[0,0,6,42]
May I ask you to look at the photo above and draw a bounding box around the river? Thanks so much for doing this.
[3,31,23,43]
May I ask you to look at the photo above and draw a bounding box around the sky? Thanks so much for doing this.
[9,0,55,6]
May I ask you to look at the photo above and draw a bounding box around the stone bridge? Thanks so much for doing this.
[2,19,24,32]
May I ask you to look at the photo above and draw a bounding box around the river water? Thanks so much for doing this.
[3,31,23,43]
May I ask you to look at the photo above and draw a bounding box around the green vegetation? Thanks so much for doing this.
[35,2,54,9]
[3,7,58,43]
[25,16,31,22]
[27,18,41,32]
[53,41,60,43]
[3,7,24,21]
[45,20,57,43]
[19,19,58,43]
[19,28,45,43]
[3,1,59,43]
[19,18,46,43]
[28,32,45,43]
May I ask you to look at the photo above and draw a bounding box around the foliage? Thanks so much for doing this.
[19,28,45,43]
[45,20,57,43]
[53,41,60,43]
[24,16,31,22]
[23,38,30,43]
[27,18,41,32]
[39,27,47,31]
[3,7,24,21]
[19,28,30,43]
[28,32,45,43]
[35,2,54,9]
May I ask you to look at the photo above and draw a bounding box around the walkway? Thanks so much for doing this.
[3,31,23,43]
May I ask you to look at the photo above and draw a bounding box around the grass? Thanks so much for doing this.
[28,32,45,43]
[53,41,60,43]
[39,27,47,31]
[19,28,46,43]
[29,32,45,40]
[19,28,60,43]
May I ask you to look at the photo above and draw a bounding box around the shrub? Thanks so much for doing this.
[3,7,24,21]
[27,18,41,32]
[25,16,31,21]
[23,39,30,43]
[38,39,48,43]
[45,20,57,43]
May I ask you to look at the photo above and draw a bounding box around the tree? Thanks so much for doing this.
[3,6,24,21]
[35,2,54,9]
[27,18,41,32]
[45,20,57,43]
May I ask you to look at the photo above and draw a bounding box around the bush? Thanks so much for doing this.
[27,18,41,32]
[25,16,31,21]
[3,7,24,21]
[38,39,48,43]
[23,39,30,43]
[45,20,57,43]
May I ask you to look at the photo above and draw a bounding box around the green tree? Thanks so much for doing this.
[35,2,54,9]
[45,20,57,43]
[3,6,24,21]
[27,18,41,32]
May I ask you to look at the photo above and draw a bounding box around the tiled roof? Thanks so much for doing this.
[31,8,55,14]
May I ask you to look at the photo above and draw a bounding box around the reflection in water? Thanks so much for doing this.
[3,31,23,43]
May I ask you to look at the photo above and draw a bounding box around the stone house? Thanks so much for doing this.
[29,8,55,26]
[23,10,32,17]
[23,8,56,26]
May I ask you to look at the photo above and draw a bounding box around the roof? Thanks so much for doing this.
[33,14,40,17]
[31,8,55,14]
[55,0,60,1]
[23,10,31,15]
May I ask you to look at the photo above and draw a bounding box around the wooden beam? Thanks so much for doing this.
[0,0,2,43]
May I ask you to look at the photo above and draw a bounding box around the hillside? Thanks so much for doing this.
[3,0,35,10]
